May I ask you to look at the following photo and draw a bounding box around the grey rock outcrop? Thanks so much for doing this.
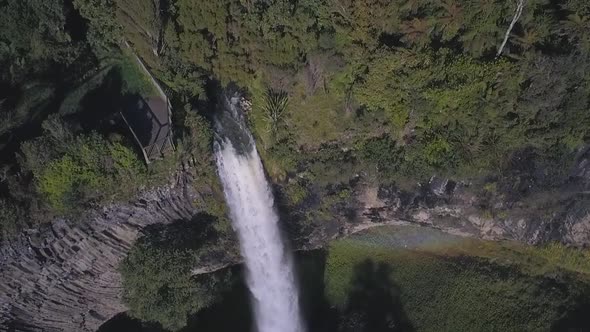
[304,147,590,248]
[349,178,590,247]
[0,168,202,332]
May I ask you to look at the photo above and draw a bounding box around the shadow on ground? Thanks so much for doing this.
[339,259,414,332]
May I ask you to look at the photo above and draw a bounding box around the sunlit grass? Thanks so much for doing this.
[345,225,590,277]
[117,50,158,96]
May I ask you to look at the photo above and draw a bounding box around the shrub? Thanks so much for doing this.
[0,200,21,238]
[359,135,402,177]
[181,111,214,165]
[35,134,145,214]
[262,89,289,136]
[120,217,235,331]
[284,180,309,205]
[120,240,232,331]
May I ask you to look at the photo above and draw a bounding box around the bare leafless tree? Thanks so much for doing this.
[496,0,526,58]
[304,54,327,96]
[266,66,294,92]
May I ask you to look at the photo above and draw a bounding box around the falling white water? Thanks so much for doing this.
[214,96,304,332]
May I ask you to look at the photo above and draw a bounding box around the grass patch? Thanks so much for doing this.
[117,50,158,96]
[288,87,348,149]
[325,226,590,331]
[347,225,590,277]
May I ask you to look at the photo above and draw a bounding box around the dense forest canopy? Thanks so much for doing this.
[1,0,590,330]
[0,0,588,238]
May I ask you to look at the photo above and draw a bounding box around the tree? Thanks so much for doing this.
[0,0,81,81]
[559,12,590,54]
[436,0,464,41]
[460,0,511,57]
[400,18,433,48]
[73,0,122,56]
[496,0,527,58]
[119,218,234,331]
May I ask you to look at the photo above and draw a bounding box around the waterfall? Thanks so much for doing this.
[214,93,304,332]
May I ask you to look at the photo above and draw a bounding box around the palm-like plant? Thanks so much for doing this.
[555,0,590,53]
[460,0,506,57]
[473,0,498,16]
[262,89,289,136]
[461,27,501,58]
[561,13,589,33]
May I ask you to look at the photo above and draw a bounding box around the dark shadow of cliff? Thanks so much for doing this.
[97,313,166,332]
[339,259,414,332]
[180,266,252,332]
[138,212,221,250]
[179,250,337,332]
[551,292,590,332]
[298,250,340,332]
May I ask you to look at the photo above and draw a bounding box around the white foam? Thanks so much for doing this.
[215,137,304,332]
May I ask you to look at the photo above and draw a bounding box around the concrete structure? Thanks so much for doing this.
[120,95,173,163]
[120,42,174,164]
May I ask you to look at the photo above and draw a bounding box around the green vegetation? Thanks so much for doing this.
[0,0,224,237]
[325,226,590,332]
[72,0,121,56]
[117,52,158,95]
[0,55,169,229]
[34,134,143,213]
[3,0,588,235]
[103,0,588,226]
[131,0,589,190]
[0,102,217,231]
[119,216,237,331]
[12,116,146,219]
[1,1,590,329]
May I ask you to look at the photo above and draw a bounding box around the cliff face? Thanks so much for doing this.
[301,146,590,249]
[344,177,590,246]
[2,148,590,331]
[0,167,201,332]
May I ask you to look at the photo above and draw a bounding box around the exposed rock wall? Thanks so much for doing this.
[2,148,590,331]
[304,147,590,249]
[347,178,590,247]
[0,167,201,332]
